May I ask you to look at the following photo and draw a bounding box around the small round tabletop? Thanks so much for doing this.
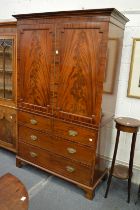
[115,117,140,128]
[0,173,29,210]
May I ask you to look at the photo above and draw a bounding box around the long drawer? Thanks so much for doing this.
[18,111,51,132]
[18,142,92,186]
[18,125,95,166]
[53,120,98,147]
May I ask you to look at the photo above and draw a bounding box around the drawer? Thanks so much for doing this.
[18,111,51,132]
[53,120,97,147]
[18,126,95,166]
[18,142,92,186]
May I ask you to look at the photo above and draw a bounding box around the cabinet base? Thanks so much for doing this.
[16,156,108,200]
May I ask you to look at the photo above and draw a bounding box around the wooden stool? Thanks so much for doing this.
[0,173,29,210]
[105,117,140,203]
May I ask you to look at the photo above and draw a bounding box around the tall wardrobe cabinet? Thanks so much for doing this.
[13,9,128,199]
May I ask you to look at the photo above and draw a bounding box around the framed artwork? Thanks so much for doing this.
[103,38,119,94]
[127,38,140,99]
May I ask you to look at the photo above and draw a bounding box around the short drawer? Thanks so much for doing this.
[53,120,97,147]
[18,111,51,132]
[18,126,95,166]
[18,142,92,186]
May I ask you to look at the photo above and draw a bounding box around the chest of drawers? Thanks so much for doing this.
[17,110,100,198]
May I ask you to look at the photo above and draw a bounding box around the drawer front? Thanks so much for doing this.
[18,126,95,166]
[54,120,97,147]
[18,142,92,185]
[18,111,51,132]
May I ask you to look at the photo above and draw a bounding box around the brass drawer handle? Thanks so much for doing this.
[68,130,78,137]
[30,119,37,125]
[67,147,76,154]
[66,166,75,173]
[30,152,37,158]
[30,135,38,141]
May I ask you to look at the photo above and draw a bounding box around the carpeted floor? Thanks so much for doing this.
[0,148,139,210]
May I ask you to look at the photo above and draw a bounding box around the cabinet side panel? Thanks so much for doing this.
[97,23,125,172]
[102,23,124,123]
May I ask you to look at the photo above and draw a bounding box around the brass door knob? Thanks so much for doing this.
[55,50,59,54]
[67,147,76,154]
[66,166,75,173]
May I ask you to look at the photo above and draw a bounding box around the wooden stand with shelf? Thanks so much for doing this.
[105,117,140,203]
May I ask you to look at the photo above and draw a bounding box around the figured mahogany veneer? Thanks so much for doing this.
[18,111,52,132]
[0,21,17,152]
[0,106,17,152]
[53,120,97,147]
[18,142,92,186]
[13,8,128,199]
[0,173,28,210]
[18,125,95,166]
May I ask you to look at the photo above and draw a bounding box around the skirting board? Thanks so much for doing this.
[98,154,140,184]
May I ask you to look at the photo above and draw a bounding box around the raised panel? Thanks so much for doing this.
[18,24,54,114]
[54,23,103,124]
[0,106,17,151]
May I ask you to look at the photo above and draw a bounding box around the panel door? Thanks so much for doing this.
[54,23,105,125]
[18,24,54,115]
[0,106,17,152]
[0,37,15,99]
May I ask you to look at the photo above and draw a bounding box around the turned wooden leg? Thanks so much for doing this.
[16,158,23,168]
[84,189,95,200]
[105,130,120,198]
[127,132,137,203]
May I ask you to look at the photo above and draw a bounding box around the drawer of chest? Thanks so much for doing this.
[53,120,97,147]
[18,142,92,186]
[18,126,95,166]
[18,111,51,132]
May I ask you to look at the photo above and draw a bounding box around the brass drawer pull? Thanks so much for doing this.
[66,166,75,173]
[68,130,78,137]
[67,147,76,154]
[30,119,37,125]
[30,152,37,158]
[30,135,38,141]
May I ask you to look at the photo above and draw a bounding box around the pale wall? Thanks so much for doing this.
[0,0,140,182]
[0,0,140,19]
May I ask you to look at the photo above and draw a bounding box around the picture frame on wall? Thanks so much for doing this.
[127,38,140,99]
